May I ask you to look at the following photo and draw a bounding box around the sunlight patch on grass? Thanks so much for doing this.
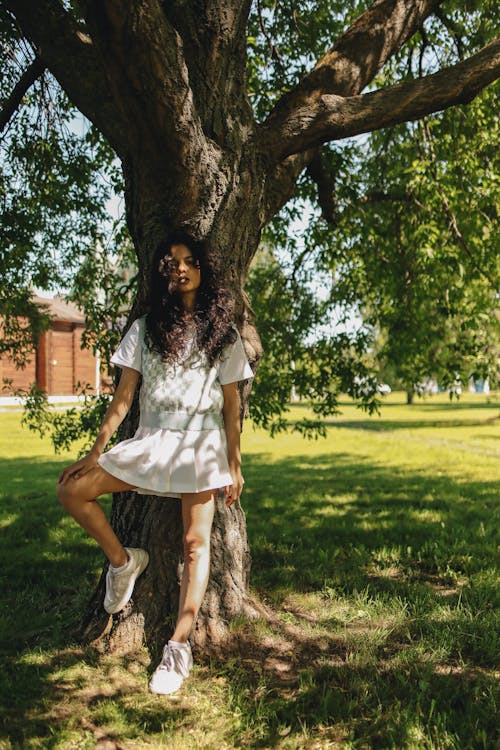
[0,514,18,529]
[409,509,445,523]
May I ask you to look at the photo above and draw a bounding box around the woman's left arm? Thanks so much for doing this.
[222,382,244,506]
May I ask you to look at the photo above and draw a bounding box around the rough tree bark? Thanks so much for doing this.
[4,0,499,653]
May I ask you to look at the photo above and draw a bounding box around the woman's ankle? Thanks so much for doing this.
[109,549,129,569]
[168,632,189,644]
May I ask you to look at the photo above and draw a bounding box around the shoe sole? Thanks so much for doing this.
[104,550,149,614]
[149,677,185,695]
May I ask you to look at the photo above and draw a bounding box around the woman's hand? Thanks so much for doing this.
[222,382,244,507]
[224,464,244,507]
[57,450,100,486]
[56,366,139,488]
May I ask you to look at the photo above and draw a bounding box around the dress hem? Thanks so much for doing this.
[98,454,231,498]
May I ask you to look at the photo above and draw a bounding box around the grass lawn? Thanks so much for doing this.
[0,392,498,749]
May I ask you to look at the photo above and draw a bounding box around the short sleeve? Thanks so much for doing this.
[110,318,144,373]
[218,327,253,385]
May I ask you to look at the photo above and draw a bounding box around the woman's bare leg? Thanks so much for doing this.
[171,489,216,643]
[56,466,135,567]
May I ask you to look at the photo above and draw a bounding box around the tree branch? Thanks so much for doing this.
[305,153,338,225]
[83,0,229,225]
[262,0,442,224]
[260,37,500,160]
[4,0,127,155]
[161,0,255,145]
[84,1,200,153]
[264,0,442,128]
[262,150,316,224]
[0,56,45,133]
[362,191,413,204]
[256,0,285,71]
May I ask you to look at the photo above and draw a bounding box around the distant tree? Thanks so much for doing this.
[246,246,379,435]
[318,90,499,402]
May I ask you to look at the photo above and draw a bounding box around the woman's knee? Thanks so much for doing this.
[56,480,86,511]
[56,480,73,509]
[183,531,210,561]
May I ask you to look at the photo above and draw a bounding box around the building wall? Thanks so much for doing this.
[1,321,101,397]
[0,351,37,393]
[73,327,98,393]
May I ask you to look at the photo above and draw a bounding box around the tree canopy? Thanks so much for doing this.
[1,1,499,421]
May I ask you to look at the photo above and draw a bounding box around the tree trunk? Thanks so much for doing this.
[80,489,253,655]
[406,389,414,405]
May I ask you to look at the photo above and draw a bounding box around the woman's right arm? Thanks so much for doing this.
[57,366,140,485]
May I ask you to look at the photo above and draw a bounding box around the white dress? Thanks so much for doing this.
[98,317,253,498]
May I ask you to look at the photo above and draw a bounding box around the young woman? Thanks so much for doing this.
[56,231,253,695]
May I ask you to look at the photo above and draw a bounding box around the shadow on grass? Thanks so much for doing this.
[0,456,193,747]
[210,634,497,749]
[230,451,497,746]
[0,451,498,748]
[322,416,500,431]
[244,450,497,583]
[292,398,499,412]
[0,456,108,651]
[1,646,192,748]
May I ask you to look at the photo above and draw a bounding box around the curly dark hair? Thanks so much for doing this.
[145,230,237,366]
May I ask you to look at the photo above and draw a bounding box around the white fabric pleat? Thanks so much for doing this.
[98,425,233,498]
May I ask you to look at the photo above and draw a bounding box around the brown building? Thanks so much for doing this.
[0,296,102,399]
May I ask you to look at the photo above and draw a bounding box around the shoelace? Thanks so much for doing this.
[158,645,190,678]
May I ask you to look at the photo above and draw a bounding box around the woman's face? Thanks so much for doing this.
[166,243,201,297]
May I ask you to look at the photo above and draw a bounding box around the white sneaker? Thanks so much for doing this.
[149,641,193,695]
[104,547,149,614]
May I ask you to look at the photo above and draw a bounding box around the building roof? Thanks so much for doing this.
[32,295,85,324]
